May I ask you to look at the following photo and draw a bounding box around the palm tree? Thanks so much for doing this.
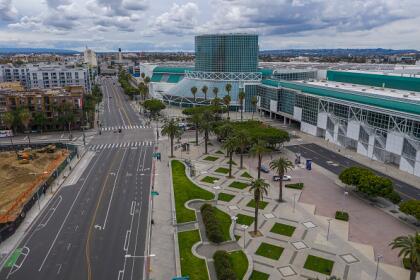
[199,109,214,154]
[212,87,219,99]
[390,233,420,280]
[214,121,232,143]
[161,118,183,158]
[238,90,245,121]
[225,83,232,96]
[222,95,231,119]
[251,96,258,120]
[190,86,198,105]
[222,136,237,177]
[249,178,269,234]
[250,140,271,179]
[235,130,250,169]
[201,85,208,101]
[188,111,202,146]
[20,109,31,145]
[270,157,294,202]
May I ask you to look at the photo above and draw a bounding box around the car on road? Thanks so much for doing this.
[273,175,292,181]
[259,165,270,173]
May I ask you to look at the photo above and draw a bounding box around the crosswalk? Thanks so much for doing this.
[101,125,150,131]
[88,141,154,151]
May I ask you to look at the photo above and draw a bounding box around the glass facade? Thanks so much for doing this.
[195,34,258,73]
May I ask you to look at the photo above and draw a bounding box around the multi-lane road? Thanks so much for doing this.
[0,77,154,280]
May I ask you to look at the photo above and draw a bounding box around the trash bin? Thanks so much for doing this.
[306,159,312,170]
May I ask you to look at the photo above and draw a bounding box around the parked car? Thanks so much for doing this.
[259,165,270,173]
[273,175,292,181]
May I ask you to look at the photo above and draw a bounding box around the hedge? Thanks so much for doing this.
[201,204,224,243]
[335,211,349,221]
[213,250,237,280]
[285,183,304,190]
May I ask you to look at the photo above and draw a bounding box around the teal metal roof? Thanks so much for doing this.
[258,68,273,77]
[150,73,162,82]
[153,66,194,74]
[167,75,183,83]
[261,79,420,116]
[327,70,420,92]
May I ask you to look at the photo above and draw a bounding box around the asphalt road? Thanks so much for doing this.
[0,76,154,280]
[286,143,420,200]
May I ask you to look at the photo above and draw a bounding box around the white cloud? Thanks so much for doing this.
[0,0,17,22]
[153,2,199,36]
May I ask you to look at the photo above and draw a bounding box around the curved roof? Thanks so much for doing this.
[153,66,194,74]
[261,79,420,116]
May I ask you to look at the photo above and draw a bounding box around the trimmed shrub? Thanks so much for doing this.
[213,250,237,280]
[400,200,420,221]
[285,183,304,190]
[335,211,349,221]
[386,191,402,205]
[201,204,224,243]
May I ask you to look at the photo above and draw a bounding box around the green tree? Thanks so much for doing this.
[141,72,145,79]
[223,136,237,178]
[201,85,208,100]
[235,130,250,169]
[161,118,183,158]
[212,87,219,99]
[19,109,31,145]
[249,178,269,234]
[339,167,373,186]
[58,102,75,137]
[400,200,420,221]
[225,83,232,96]
[143,99,166,120]
[390,233,420,280]
[199,109,214,154]
[270,157,294,202]
[238,90,245,121]
[250,140,271,179]
[33,112,47,133]
[251,96,258,120]
[188,110,202,146]
[2,111,17,154]
[190,86,198,104]
[223,95,231,119]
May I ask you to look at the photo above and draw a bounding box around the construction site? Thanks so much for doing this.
[0,145,70,227]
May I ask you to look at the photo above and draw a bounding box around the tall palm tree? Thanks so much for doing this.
[222,95,231,119]
[161,118,183,158]
[235,130,250,169]
[212,87,219,99]
[222,136,237,178]
[270,158,294,202]
[390,233,420,280]
[250,140,270,179]
[251,96,258,120]
[225,83,232,96]
[199,109,214,154]
[20,109,31,145]
[249,178,269,234]
[188,111,202,146]
[214,121,232,143]
[201,85,208,101]
[238,90,245,121]
[190,86,198,104]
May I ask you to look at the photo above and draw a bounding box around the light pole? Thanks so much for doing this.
[213,186,221,205]
[326,218,333,241]
[375,254,383,280]
[241,224,248,248]
[231,215,238,232]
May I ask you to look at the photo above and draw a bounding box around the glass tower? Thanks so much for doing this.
[195,34,258,73]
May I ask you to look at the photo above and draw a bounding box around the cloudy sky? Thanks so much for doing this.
[0,0,419,51]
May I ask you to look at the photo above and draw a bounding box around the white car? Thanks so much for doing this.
[273,175,292,181]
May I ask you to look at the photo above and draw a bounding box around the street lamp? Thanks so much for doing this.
[375,254,383,280]
[213,186,221,205]
[231,215,238,231]
[326,218,333,241]
[241,224,248,248]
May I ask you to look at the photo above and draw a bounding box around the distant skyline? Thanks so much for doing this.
[0,0,419,52]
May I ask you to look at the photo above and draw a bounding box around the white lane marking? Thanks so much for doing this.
[38,150,106,272]
[102,149,128,230]
[124,230,131,251]
[6,246,30,278]
[130,201,135,215]
[57,264,62,275]
[36,196,63,230]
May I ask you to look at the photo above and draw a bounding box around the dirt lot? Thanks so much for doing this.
[0,147,68,222]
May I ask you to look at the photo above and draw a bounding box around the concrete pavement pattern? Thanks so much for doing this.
[0,77,155,280]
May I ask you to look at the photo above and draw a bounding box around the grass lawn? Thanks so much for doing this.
[228,251,248,280]
[215,150,224,154]
[249,270,270,280]
[228,181,249,190]
[213,207,232,242]
[236,214,254,226]
[201,176,219,184]
[172,160,214,223]
[270,223,296,237]
[246,199,269,210]
[304,255,334,275]
[204,156,219,162]
[218,192,235,202]
[227,160,237,165]
[215,167,230,174]
[235,235,241,241]
[178,230,209,280]
[255,242,284,260]
[240,171,253,179]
